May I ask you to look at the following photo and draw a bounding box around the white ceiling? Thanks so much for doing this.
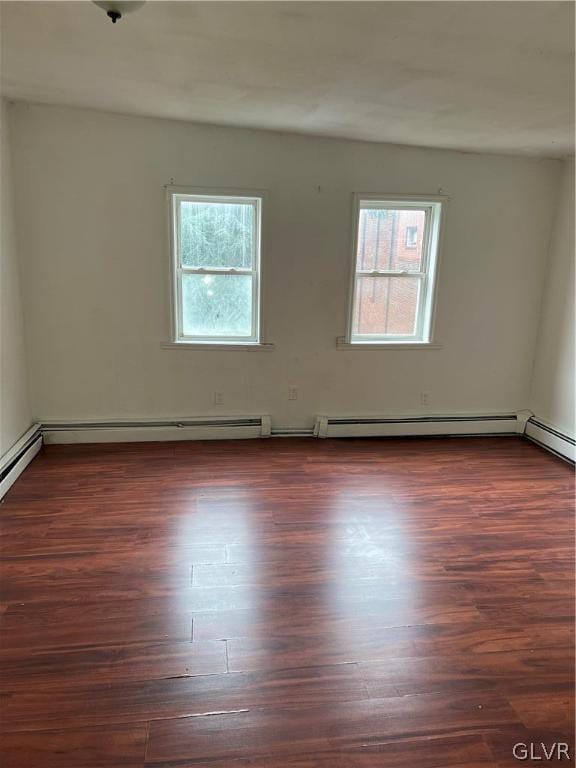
[1,1,574,157]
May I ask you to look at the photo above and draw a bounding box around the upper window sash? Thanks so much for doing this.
[174,194,260,270]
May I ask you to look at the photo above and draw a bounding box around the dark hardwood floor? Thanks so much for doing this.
[0,436,573,767]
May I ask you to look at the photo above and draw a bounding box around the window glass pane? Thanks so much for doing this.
[356,208,426,272]
[182,274,253,337]
[180,200,254,269]
[353,276,420,337]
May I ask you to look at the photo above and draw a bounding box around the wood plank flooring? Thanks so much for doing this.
[0,436,573,767]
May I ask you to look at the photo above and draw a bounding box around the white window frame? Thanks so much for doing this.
[346,194,445,346]
[167,188,263,346]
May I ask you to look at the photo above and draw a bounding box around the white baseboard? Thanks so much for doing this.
[314,412,521,439]
[1,414,570,499]
[524,417,575,463]
[0,424,43,499]
[42,416,271,444]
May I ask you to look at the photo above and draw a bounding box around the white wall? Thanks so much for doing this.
[0,100,32,454]
[10,103,562,430]
[529,158,575,437]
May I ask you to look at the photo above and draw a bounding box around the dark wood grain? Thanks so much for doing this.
[140,734,498,767]
[0,639,228,691]
[145,691,519,763]
[0,436,573,767]
[0,724,147,768]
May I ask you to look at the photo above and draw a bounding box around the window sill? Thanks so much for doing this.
[161,341,275,352]
[336,337,442,350]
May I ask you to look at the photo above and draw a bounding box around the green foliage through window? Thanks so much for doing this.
[174,195,260,340]
[182,274,253,337]
[180,201,254,269]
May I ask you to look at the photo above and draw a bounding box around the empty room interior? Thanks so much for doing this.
[0,1,575,766]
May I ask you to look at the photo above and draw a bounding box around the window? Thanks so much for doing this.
[347,197,443,344]
[405,225,418,248]
[169,191,262,344]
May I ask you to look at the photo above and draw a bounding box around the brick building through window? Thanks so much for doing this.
[354,208,425,336]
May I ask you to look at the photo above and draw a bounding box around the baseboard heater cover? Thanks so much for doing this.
[524,417,575,464]
[0,425,43,499]
[314,413,521,439]
[42,416,272,444]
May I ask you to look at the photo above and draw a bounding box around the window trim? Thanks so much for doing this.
[166,186,266,347]
[345,193,446,347]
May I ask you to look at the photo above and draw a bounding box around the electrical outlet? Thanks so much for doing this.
[288,385,298,401]
[420,391,430,406]
[214,391,224,406]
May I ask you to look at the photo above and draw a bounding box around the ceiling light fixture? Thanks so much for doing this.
[93,1,145,24]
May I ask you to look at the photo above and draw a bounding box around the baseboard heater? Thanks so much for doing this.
[524,417,575,464]
[314,413,522,439]
[0,424,43,499]
[42,416,272,444]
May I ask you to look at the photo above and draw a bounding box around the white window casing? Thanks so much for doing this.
[345,194,446,346]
